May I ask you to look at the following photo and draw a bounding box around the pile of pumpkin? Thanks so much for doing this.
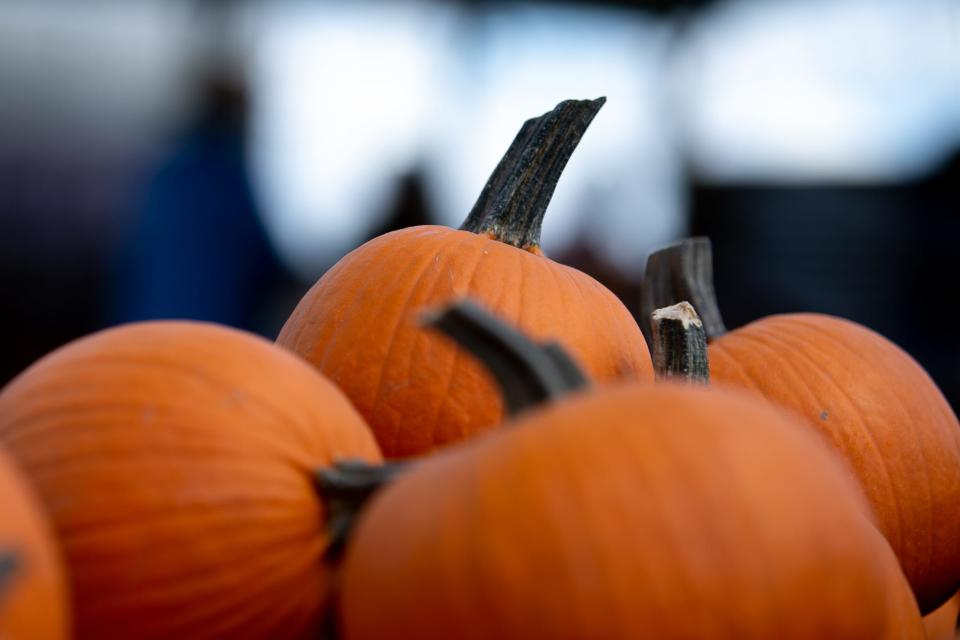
[1,98,958,640]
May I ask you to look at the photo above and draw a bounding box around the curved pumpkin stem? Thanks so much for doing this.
[650,302,709,384]
[422,298,591,416]
[460,97,605,253]
[641,237,727,346]
[0,550,18,605]
[315,300,590,568]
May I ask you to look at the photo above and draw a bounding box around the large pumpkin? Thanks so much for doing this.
[337,383,923,639]
[278,98,653,458]
[642,237,960,613]
[0,449,69,639]
[0,321,380,639]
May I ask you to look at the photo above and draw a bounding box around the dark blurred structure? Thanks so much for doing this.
[108,69,284,332]
[689,148,960,410]
[0,153,128,385]
[366,169,437,241]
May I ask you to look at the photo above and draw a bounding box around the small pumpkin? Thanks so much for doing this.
[923,592,959,640]
[0,321,380,640]
[0,449,69,640]
[642,237,960,613]
[277,98,653,459]
[332,301,922,639]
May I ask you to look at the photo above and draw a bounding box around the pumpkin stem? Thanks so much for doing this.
[650,302,709,383]
[0,550,18,604]
[315,460,409,560]
[641,237,727,346]
[315,302,589,567]
[459,97,606,252]
[423,298,591,416]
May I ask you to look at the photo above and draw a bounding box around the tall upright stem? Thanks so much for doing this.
[460,98,606,252]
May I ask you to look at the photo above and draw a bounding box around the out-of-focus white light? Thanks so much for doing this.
[250,2,454,277]
[680,0,960,181]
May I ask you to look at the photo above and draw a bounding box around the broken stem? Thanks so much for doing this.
[650,301,709,384]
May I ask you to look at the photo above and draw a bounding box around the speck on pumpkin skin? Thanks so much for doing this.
[820,410,829,421]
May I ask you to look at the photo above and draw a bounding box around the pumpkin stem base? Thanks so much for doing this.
[315,460,409,560]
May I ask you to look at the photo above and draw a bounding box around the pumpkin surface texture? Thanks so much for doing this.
[643,237,960,613]
[338,384,923,640]
[0,321,381,640]
[277,98,652,458]
[0,449,69,640]
[708,314,960,613]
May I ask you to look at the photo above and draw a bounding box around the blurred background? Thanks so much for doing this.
[0,0,957,411]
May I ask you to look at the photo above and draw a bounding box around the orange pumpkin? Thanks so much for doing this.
[923,592,959,640]
[0,321,380,640]
[278,98,653,458]
[0,449,69,639]
[642,237,960,613]
[338,383,923,639]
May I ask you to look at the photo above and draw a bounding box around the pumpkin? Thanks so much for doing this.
[0,321,381,640]
[321,300,920,639]
[642,237,960,613]
[0,449,69,639]
[336,383,923,639]
[924,592,959,640]
[277,98,653,459]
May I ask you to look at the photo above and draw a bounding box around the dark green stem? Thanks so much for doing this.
[641,237,727,346]
[460,97,606,251]
[315,460,408,561]
[422,298,591,415]
[650,302,709,383]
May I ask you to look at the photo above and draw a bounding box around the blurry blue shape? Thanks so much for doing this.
[110,75,280,331]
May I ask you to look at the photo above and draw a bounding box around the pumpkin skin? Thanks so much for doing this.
[708,313,960,613]
[338,384,922,639]
[278,226,652,458]
[0,449,69,639]
[0,321,381,640]
[923,592,959,640]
